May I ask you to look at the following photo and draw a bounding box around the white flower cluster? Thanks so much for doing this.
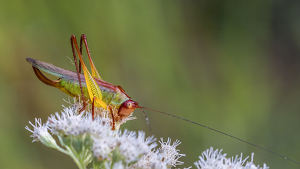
[194,147,269,169]
[92,130,157,164]
[47,105,111,136]
[26,105,185,169]
[26,104,268,169]
[130,138,185,169]
[25,119,58,148]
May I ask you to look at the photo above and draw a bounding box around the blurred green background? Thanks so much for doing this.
[1,0,300,168]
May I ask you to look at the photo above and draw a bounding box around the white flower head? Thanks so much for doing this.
[47,106,112,136]
[112,161,125,169]
[129,151,163,169]
[157,138,185,167]
[92,129,158,166]
[25,118,58,148]
[194,147,269,169]
[243,153,269,169]
[130,138,185,169]
[92,135,115,160]
[114,130,157,164]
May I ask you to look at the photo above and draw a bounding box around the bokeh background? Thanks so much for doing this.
[1,1,300,168]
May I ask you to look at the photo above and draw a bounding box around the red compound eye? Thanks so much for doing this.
[126,101,133,108]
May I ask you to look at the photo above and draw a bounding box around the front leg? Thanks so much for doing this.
[108,105,116,130]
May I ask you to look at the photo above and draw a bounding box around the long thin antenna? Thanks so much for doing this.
[139,108,153,134]
[140,106,300,165]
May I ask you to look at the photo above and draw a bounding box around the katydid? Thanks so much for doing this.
[26,34,299,165]
[26,35,142,130]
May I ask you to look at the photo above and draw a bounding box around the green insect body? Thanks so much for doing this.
[26,57,136,122]
[58,77,130,107]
